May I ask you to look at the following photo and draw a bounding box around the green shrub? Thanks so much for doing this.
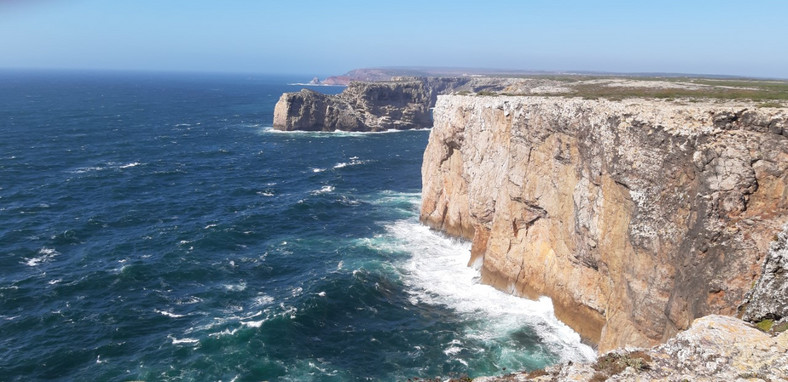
[755,319,774,332]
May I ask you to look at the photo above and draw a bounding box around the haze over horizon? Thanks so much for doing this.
[2,0,787,79]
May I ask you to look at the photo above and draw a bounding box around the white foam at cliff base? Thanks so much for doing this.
[264,127,425,137]
[381,218,596,363]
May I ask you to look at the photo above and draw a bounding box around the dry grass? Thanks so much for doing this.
[486,74,788,102]
[590,350,653,380]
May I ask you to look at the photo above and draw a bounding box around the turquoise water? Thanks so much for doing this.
[0,71,593,381]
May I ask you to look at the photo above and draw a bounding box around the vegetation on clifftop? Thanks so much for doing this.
[462,75,788,105]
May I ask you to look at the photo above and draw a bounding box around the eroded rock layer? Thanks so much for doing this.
[420,95,788,351]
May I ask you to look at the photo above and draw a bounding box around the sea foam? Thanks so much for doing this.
[382,217,596,364]
[24,247,59,266]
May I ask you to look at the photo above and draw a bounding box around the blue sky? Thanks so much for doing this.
[1,0,787,78]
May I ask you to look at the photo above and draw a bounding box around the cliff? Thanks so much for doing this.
[272,77,520,132]
[272,80,432,132]
[420,95,788,352]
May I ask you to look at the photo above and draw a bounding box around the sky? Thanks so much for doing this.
[1,0,787,78]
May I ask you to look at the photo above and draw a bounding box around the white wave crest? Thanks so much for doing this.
[24,247,59,266]
[241,320,264,328]
[155,309,186,318]
[223,282,247,292]
[71,166,105,174]
[333,156,370,169]
[251,294,275,307]
[167,335,199,345]
[310,185,334,195]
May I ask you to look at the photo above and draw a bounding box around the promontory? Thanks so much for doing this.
[273,73,788,379]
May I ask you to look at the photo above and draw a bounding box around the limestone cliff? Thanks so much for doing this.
[743,223,788,322]
[272,77,520,132]
[272,80,432,132]
[420,95,788,352]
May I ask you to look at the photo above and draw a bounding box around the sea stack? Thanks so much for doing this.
[271,76,514,132]
[272,80,433,132]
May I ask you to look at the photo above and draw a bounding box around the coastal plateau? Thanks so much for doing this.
[420,94,788,353]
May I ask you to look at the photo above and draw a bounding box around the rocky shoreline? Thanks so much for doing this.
[474,315,788,381]
[272,74,788,379]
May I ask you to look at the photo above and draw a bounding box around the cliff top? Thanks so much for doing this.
[436,94,787,138]
[461,77,788,107]
[317,68,788,106]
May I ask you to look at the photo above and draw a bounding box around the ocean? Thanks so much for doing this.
[0,71,594,381]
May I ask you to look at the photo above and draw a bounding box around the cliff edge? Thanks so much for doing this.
[420,95,788,352]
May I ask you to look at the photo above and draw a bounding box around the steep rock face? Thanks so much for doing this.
[273,81,431,132]
[743,224,788,322]
[273,89,363,131]
[420,95,788,351]
[272,77,520,132]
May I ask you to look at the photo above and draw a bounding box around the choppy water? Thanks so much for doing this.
[0,71,594,381]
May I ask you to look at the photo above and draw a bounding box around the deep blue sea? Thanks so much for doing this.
[0,71,593,381]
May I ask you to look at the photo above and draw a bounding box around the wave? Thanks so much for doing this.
[167,335,199,345]
[223,282,247,292]
[259,126,431,137]
[69,161,143,174]
[310,185,334,195]
[333,156,372,169]
[376,217,596,365]
[155,309,186,318]
[23,247,59,266]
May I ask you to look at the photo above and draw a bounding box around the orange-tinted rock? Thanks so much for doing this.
[420,95,788,351]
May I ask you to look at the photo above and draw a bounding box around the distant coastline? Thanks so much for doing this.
[287,82,346,87]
